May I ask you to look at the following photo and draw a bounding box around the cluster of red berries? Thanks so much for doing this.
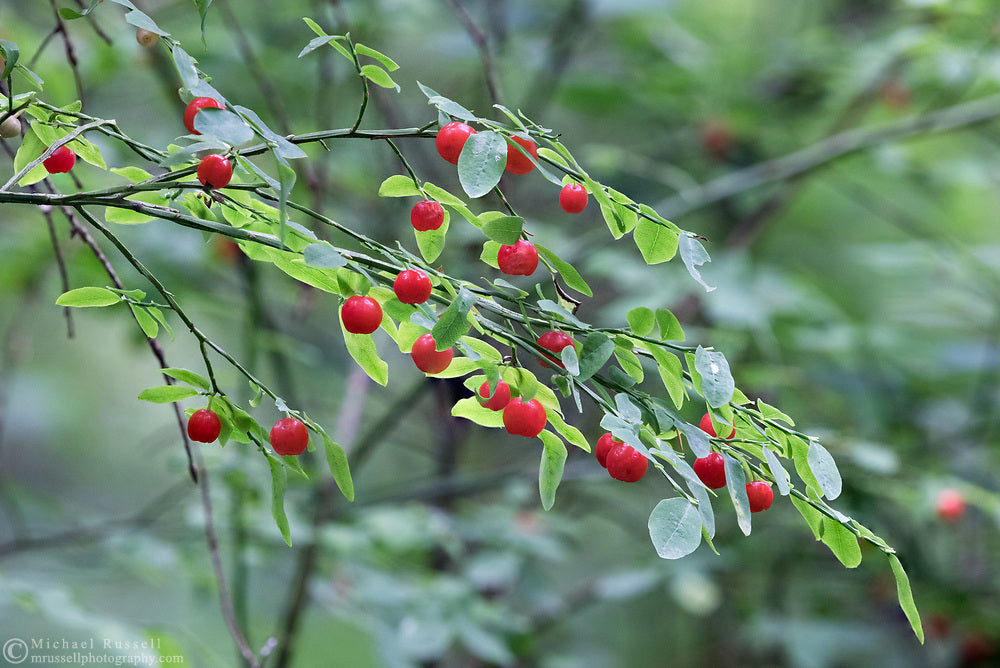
[184,97,233,189]
[594,432,649,482]
[691,412,773,512]
[474,379,547,439]
[187,408,310,456]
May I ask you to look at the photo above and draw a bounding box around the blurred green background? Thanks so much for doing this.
[1,0,999,666]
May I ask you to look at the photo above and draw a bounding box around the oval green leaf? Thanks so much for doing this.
[648,497,703,559]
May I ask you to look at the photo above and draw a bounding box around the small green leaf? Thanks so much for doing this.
[341,322,389,386]
[547,411,590,452]
[130,304,159,338]
[0,39,20,78]
[452,396,506,428]
[535,244,593,297]
[377,174,421,198]
[633,219,679,265]
[418,82,477,121]
[480,216,523,245]
[820,517,862,568]
[162,368,211,391]
[457,130,507,199]
[193,108,254,146]
[355,43,399,70]
[807,441,842,500]
[416,209,450,263]
[537,299,585,328]
[888,554,924,643]
[577,332,614,382]
[560,346,580,376]
[537,430,567,511]
[360,64,400,91]
[431,287,476,349]
[790,494,823,540]
[266,453,292,546]
[614,345,644,384]
[761,446,791,496]
[725,455,751,536]
[138,385,199,404]
[757,398,795,426]
[302,243,348,269]
[648,498,703,559]
[694,346,734,409]
[656,308,685,341]
[110,166,154,183]
[56,286,120,308]
[627,307,655,336]
[322,434,355,502]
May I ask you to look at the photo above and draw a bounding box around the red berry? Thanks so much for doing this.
[606,444,648,482]
[478,380,511,411]
[559,182,588,213]
[746,481,774,512]
[411,333,453,374]
[435,121,476,165]
[594,432,622,468]
[187,408,222,443]
[699,412,736,439]
[693,452,727,489]
[270,417,309,456]
[43,145,76,174]
[184,97,225,135]
[393,269,433,304]
[197,154,233,189]
[497,239,539,276]
[537,330,573,368]
[936,489,966,521]
[410,200,445,232]
[502,397,547,438]
[505,134,538,175]
[341,295,383,335]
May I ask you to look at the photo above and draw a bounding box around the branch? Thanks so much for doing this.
[657,94,1000,220]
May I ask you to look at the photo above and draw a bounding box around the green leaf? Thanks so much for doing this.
[678,235,716,293]
[633,219,679,265]
[418,82,477,121]
[234,105,307,160]
[724,455,751,536]
[537,430,567,511]
[72,138,107,170]
[537,299,585,328]
[431,287,476,349]
[614,344,644,384]
[644,344,685,410]
[302,243,348,269]
[547,411,590,452]
[452,396,506,428]
[480,216,523,245]
[807,441,843,500]
[627,307,655,336]
[0,39,19,79]
[56,287,120,308]
[789,434,822,495]
[192,0,213,41]
[423,182,467,207]
[355,43,399,71]
[577,332,614,382]
[359,64,399,91]
[415,208,450,264]
[693,346,734,408]
[377,174,420,198]
[757,398,795,426]
[172,45,216,99]
[535,244,593,297]
[820,517,862,568]
[193,108,254,146]
[560,346,580,376]
[457,130,507,199]
[761,446,791,496]
[162,368,211,391]
[888,554,924,643]
[266,453,293,546]
[110,166,154,182]
[656,308,685,341]
[647,498,703,559]
[138,385,199,403]
[322,434,355,502]
[340,322,389,386]
[790,494,823,540]
[130,304,159,338]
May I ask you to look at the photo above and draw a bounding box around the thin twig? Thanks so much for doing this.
[442,0,502,104]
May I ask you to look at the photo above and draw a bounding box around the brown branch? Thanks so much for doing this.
[442,0,502,105]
